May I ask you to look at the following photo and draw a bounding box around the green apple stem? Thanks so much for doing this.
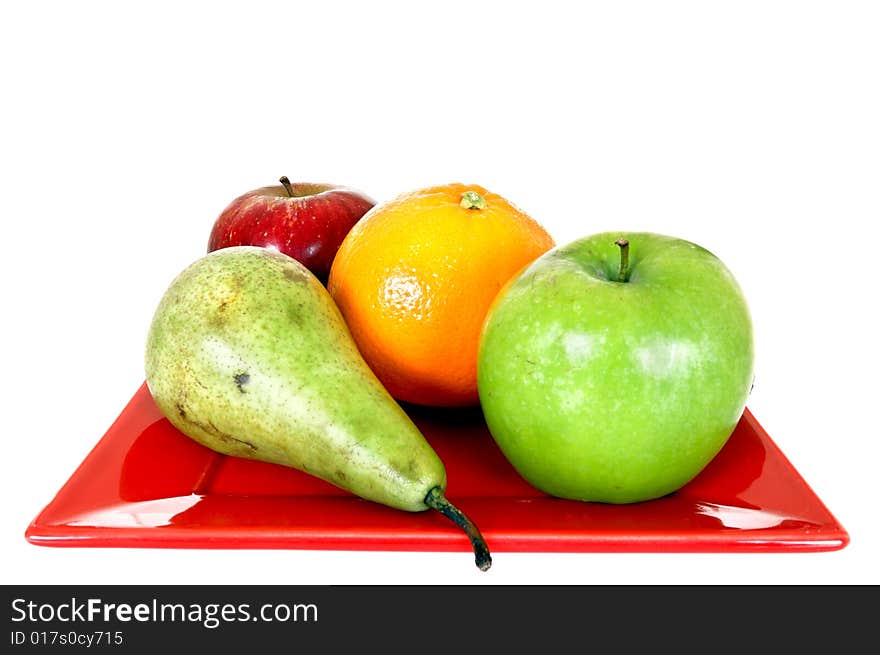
[424,486,492,571]
[615,238,630,283]
[460,191,488,210]
[279,176,295,197]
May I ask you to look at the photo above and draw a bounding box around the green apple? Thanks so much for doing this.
[477,232,755,504]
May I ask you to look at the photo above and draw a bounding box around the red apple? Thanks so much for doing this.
[207,176,375,283]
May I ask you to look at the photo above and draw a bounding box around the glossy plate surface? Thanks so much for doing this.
[27,383,848,553]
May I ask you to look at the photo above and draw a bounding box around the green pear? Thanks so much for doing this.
[145,246,490,570]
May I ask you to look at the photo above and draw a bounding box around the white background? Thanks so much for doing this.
[2,1,878,585]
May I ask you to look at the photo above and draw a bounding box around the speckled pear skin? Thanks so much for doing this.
[145,246,446,512]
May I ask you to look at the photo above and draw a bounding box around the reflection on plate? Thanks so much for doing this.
[26,383,848,553]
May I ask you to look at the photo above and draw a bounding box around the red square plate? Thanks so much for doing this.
[26,383,848,553]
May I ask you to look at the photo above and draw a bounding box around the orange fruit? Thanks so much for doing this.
[327,183,555,407]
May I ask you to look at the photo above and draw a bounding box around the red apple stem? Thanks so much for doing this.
[279,176,295,197]
[615,238,630,282]
[424,486,492,571]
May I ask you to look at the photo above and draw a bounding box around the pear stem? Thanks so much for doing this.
[424,486,492,571]
[279,176,295,197]
[615,238,630,282]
